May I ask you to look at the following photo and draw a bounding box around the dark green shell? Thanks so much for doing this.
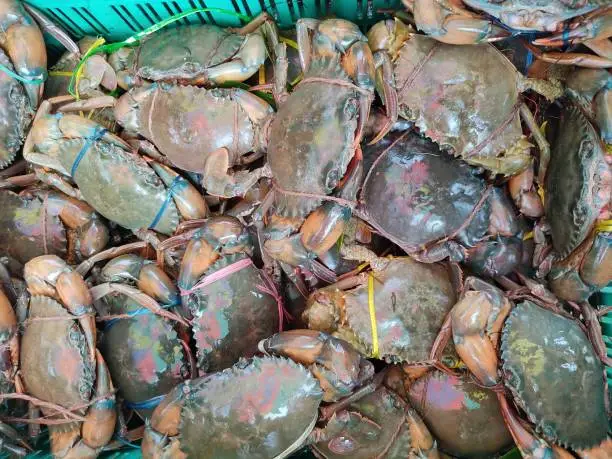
[545,99,607,259]
[501,301,608,449]
[184,253,279,373]
[176,356,323,458]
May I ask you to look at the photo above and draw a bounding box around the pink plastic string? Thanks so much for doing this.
[179,257,289,332]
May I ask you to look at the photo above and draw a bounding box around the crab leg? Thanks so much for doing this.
[518,103,552,183]
[202,147,266,198]
[532,8,612,48]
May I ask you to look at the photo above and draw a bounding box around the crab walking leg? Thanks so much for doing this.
[450,279,512,387]
[23,255,97,363]
[519,103,552,184]
[273,42,290,105]
[404,0,508,45]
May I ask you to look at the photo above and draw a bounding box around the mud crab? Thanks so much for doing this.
[141,330,374,458]
[447,277,609,455]
[368,18,561,179]
[93,253,194,419]
[174,216,282,373]
[404,1,611,67]
[263,18,380,267]
[109,12,278,90]
[0,188,109,265]
[114,84,273,198]
[303,254,456,365]
[406,369,513,457]
[543,71,611,302]
[23,98,208,237]
[359,131,525,276]
[20,255,117,457]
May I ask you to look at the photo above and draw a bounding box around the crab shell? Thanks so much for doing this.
[408,370,513,458]
[114,25,254,83]
[96,293,187,419]
[391,35,525,172]
[545,97,610,259]
[183,253,279,373]
[312,386,429,458]
[361,131,489,253]
[501,301,608,450]
[146,356,323,458]
[268,57,361,217]
[0,190,67,264]
[0,49,30,169]
[463,0,601,32]
[115,85,269,173]
[307,257,455,363]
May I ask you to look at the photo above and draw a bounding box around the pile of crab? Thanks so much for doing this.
[0,0,610,457]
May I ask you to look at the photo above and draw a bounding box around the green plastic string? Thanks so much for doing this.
[0,62,45,85]
[68,7,253,96]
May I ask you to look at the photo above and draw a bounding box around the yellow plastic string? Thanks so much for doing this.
[280,36,299,50]
[606,144,611,155]
[48,71,74,77]
[539,120,547,136]
[258,65,266,85]
[596,219,612,233]
[367,272,380,359]
[73,37,106,100]
[523,231,534,241]
[537,184,545,202]
[290,73,303,86]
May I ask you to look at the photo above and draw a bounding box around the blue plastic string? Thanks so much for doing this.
[149,175,183,230]
[124,393,166,410]
[0,63,45,84]
[104,299,179,331]
[70,126,108,176]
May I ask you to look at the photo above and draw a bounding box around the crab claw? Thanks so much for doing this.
[259,330,374,402]
[532,10,612,48]
[0,0,47,107]
[507,165,544,218]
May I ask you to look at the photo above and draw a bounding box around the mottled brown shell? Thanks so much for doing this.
[135,85,258,172]
[184,253,279,373]
[173,356,322,458]
[501,301,608,449]
[312,387,416,458]
[409,370,513,458]
[340,257,455,363]
[53,131,178,235]
[545,98,609,259]
[131,25,245,81]
[268,57,359,217]
[0,190,66,264]
[0,50,30,168]
[393,35,522,165]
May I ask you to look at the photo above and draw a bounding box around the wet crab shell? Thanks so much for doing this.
[268,57,360,217]
[124,25,248,82]
[545,98,609,259]
[52,128,179,235]
[408,370,513,458]
[0,190,67,264]
[330,257,455,363]
[183,253,279,373]
[361,131,487,253]
[392,35,524,168]
[500,301,608,450]
[0,50,31,169]
[97,294,187,418]
[162,356,323,458]
[122,85,263,173]
[312,387,421,458]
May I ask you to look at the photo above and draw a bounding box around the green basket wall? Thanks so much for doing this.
[25,0,401,42]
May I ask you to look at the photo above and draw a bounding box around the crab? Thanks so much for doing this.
[19,255,117,457]
[447,277,610,456]
[543,69,611,302]
[22,98,208,240]
[368,18,562,180]
[108,12,278,90]
[405,368,514,457]
[302,253,456,367]
[358,130,525,277]
[91,253,195,419]
[262,18,381,268]
[114,84,273,198]
[170,216,282,374]
[141,330,376,458]
[0,188,109,266]
[403,1,611,68]
[0,287,17,402]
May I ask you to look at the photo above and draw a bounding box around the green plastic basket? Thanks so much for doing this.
[25,0,401,43]
[596,284,612,388]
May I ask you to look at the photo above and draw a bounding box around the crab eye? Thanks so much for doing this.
[325,167,341,190]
